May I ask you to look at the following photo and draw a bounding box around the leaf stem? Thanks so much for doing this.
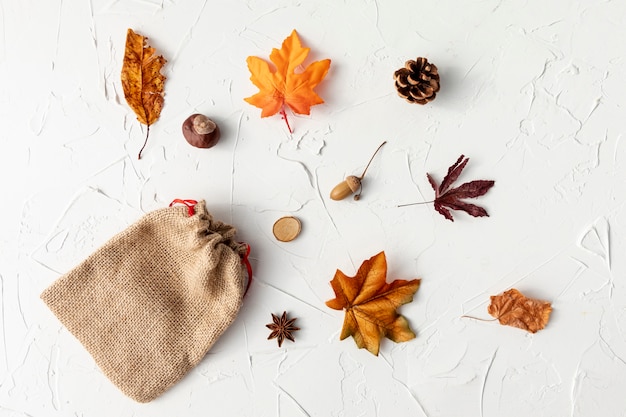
[460,315,498,322]
[397,201,434,208]
[138,124,150,159]
[280,107,293,134]
[359,141,387,179]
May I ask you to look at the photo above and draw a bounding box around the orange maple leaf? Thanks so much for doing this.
[326,251,421,356]
[244,30,331,132]
[488,288,552,333]
[121,28,166,159]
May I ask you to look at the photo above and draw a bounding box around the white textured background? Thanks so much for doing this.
[2,0,626,416]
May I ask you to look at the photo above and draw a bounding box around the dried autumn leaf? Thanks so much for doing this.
[121,28,166,159]
[488,289,552,333]
[426,155,494,221]
[326,251,420,356]
[244,29,331,133]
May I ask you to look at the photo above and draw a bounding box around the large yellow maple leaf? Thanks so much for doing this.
[244,30,331,131]
[326,251,421,356]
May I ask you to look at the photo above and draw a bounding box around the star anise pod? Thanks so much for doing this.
[266,311,300,347]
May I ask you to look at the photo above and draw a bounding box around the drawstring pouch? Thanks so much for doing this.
[41,199,251,402]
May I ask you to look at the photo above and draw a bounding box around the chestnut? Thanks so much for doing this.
[182,114,220,148]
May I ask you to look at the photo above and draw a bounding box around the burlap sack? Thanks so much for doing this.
[41,200,249,402]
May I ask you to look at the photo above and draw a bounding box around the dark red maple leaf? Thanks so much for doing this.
[426,155,494,221]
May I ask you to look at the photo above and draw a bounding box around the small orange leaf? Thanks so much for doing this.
[121,28,166,159]
[244,30,331,132]
[488,289,552,333]
[326,252,420,356]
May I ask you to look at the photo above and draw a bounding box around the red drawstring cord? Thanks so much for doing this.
[242,243,253,296]
[169,199,198,216]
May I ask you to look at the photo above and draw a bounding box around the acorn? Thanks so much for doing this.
[182,114,220,148]
[331,176,361,200]
[330,141,387,201]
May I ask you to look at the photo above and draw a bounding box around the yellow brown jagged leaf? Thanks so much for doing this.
[121,28,166,159]
[326,251,420,356]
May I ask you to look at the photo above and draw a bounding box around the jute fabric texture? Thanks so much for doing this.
[41,200,247,402]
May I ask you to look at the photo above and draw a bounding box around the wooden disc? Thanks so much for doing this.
[272,216,302,242]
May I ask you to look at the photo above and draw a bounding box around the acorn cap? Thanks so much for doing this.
[345,175,361,192]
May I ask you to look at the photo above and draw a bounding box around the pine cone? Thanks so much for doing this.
[394,57,440,104]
